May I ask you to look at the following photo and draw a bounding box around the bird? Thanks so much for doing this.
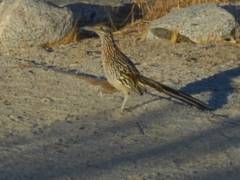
[83,24,212,112]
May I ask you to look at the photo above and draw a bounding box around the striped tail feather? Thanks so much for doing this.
[138,75,212,111]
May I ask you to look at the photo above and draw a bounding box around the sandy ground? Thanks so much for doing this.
[0,31,240,180]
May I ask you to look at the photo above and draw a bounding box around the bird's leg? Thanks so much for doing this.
[121,93,129,112]
[97,88,103,99]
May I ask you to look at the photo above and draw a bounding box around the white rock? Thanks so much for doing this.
[0,0,74,51]
[147,3,240,43]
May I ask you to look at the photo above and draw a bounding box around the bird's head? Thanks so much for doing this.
[82,24,112,37]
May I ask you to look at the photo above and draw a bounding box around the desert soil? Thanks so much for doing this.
[0,28,240,179]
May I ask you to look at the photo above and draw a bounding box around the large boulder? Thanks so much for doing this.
[0,0,74,51]
[147,3,240,43]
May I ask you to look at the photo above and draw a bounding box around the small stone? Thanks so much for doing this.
[8,115,19,121]
[3,100,11,105]
[41,97,53,104]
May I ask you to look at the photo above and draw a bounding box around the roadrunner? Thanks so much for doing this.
[83,25,212,112]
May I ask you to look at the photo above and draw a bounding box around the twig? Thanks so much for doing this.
[136,121,145,135]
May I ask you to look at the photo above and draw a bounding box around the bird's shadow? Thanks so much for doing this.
[127,92,187,112]
[25,60,240,111]
[181,67,240,110]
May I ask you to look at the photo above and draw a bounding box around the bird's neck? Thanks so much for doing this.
[100,33,118,60]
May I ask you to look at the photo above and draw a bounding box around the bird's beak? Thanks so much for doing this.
[80,26,100,37]
[81,26,96,32]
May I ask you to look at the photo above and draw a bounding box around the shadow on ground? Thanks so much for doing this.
[181,67,240,110]
[3,61,240,179]
[1,102,240,179]
[25,60,240,111]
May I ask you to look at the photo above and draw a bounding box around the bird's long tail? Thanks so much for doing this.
[138,75,212,110]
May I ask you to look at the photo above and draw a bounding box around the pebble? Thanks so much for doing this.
[41,97,54,104]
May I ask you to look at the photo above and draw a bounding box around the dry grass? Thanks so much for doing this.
[134,0,231,21]
[117,0,231,37]
[42,25,79,48]
[46,0,232,46]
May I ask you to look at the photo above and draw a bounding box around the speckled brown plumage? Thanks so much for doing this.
[83,25,212,112]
